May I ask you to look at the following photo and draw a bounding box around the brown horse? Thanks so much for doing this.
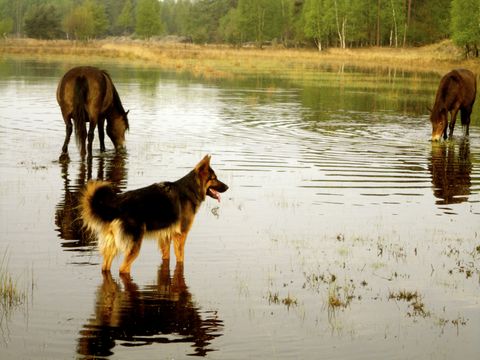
[57,66,129,160]
[430,69,476,141]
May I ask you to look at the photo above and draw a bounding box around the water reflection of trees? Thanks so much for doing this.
[54,153,127,250]
[429,140,472,205]
[76,261,223,358]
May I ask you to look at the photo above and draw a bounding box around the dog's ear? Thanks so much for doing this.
[195,155,211,177]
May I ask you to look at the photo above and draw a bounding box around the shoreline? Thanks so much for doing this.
[1,38,479,79]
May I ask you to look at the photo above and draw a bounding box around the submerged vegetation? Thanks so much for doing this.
[0,252,25,309]
[265,230,478,334]
[0,250,31,332]
[267,291,298,309]
[388,290,429,318]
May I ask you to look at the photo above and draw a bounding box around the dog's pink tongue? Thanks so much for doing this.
[210,189,221,202]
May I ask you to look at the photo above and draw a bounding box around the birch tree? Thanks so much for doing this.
[303,0,330,51]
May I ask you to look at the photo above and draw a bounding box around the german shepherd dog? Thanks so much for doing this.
[80,155,228,274]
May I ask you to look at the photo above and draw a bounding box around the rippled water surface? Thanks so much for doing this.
[0,58,479,359]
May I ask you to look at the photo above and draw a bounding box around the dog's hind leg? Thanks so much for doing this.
[119,238,143,274]
[173,233,187,263]
[99,231,118,272]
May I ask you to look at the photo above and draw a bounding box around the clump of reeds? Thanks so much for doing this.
[0,251,28,317]
[328,280,355,309]
[267,291,298,309]
[388,289,429,317]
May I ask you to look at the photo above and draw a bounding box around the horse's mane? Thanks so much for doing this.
[102,70,129,130]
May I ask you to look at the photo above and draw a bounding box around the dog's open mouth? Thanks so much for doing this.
[208,188,221,202]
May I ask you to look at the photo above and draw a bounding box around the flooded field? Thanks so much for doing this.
[0,58,479,359]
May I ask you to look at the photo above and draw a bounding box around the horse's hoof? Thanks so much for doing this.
[59,153,69,162]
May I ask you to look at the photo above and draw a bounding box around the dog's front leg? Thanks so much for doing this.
[159,237,171,260]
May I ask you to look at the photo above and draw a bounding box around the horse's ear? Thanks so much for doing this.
[125,110,130,115]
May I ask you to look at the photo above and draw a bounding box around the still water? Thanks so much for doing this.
[0,58,479,359]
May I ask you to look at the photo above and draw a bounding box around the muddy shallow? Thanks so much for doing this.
[0,58,479,359]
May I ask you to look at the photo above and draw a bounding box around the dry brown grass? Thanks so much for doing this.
[1,38,479,78]
[0,251,28,318]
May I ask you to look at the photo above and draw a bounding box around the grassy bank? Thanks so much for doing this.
[1,38,479,79]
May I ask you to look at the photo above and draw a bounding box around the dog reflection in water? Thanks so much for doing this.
[77,261,223,357]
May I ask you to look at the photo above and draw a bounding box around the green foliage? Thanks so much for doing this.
[24,4,62,39]
[406,0,450,45]
[0,0,470,51]
[63,5,94,40]
[0,17,13,36]
[85,0,109,37]
[219,8,243,44]
[302,0,332,50]
[451,0,480,56]
[161,0,192,37]
[62,0,109,40]
[189,0,233,43]
[302,0,322,49]
[276,0,295,45]
[116,0,135,35]
[236,0,284,46]
[135,0,164,39]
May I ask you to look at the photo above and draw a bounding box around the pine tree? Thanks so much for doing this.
[24,4,62,39]
[136,0,163,39]
[116,0,135,35]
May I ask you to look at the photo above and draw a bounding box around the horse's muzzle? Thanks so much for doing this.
[115,141,126,152]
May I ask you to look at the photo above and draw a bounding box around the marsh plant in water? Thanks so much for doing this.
[0,251,30,331]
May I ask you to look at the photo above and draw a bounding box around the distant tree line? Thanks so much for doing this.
[0,0,478,56]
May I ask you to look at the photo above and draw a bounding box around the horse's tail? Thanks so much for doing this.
[73,75,89,149]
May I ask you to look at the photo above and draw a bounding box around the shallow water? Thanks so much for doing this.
[0,58,479,359]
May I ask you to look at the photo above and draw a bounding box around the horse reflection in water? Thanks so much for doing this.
[55,153,127,250]
[76,261,223,357]
[429,139,472,205]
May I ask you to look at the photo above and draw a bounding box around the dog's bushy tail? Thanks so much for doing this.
[80,181,119,233]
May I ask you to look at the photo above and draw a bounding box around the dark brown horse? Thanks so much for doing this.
[430,69,476,141]
[57,66,129,160]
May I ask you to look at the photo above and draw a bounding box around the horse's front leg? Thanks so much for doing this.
[87,120,97,159]
[60,117,72,161]
[461,107,472,136]
[98,118,106,152]
[448,108,459,138]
